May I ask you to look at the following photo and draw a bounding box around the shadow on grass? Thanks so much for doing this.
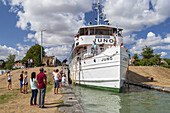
[128,70,157,83]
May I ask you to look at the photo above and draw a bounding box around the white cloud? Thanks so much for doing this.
[0,45,19,60]
[45,45,71,59]
[123,34,136,44]
[130,32,170,54]
[1,0,7,5]
[160,52,167,57]
[16,43,30,60]
[163,34,170,43]
[103,0,170,35]
[7,0,93,59]
[0,43,31,60]
[153,45,170,50]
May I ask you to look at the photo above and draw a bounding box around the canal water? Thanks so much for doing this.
[72,85,170,113]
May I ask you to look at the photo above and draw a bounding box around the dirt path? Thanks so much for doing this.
[129,66,170,88]
[0,67,64,113]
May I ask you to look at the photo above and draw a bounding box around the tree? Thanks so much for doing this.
[141,46,154,59]
[133,53,139,60]
[23,44,46,66]
[141,46,154,66]
[5,54,16,69]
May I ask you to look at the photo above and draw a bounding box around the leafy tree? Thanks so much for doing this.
[133,53,139,60]
[5,54,16,69]
[23,44,46,66]
[141,46,154,65]
[152,54,161,65]
[141,46,154,59]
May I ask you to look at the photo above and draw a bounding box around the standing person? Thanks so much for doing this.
[6,71,12,90]
[133,58,135,66]
[129,58,132,66]
[25,59,28,68]
[62,58,67,69]
[23,71,28,94]
[30,59,33,67]
[58,71,62,87]
[30,72,38,106]
[37,68,47,108]
[27,59,30,68]
[52,69,60,94]
[32,59,34,67]
[62,72,66,87]
[19,71,24,93]
[46,59,49,67]
[52,58,55,67]
[50,58,52,66]
[91,40,98,56]
[55,58,58,67]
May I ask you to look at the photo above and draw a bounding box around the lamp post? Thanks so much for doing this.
[41,29,46,65]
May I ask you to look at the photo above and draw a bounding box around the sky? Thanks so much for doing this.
[0,0,170,61]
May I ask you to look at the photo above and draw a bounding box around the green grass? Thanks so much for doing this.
[160,65,170,68]
[46,71,53,93]
[0,95,12,104]
[0,90,19,104]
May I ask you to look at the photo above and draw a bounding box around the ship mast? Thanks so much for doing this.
[97,0,100,25]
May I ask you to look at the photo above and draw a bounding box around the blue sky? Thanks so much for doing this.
[0,0,170,61]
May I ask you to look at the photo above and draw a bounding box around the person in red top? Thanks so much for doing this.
[37,68,47,108]
[120,42,125,48]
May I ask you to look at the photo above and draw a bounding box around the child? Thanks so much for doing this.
[62,73,66,87]
[30,72,38,106]
[6,71,12,90]
[23,71,28,94]
[19,71,24,93]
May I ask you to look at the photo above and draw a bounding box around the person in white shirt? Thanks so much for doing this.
[30,72,38,106]
[62,73,66,87]
[52,69,60,94]
[6,71,12,90]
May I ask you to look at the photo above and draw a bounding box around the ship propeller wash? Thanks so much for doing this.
[69,1,129,92]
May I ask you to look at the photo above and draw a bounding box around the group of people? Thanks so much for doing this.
[25,59,34,68]
[129,58,135,66]
[19,71,28,94]
[52,69,66,94]
[46,58,58,67]
[7,67,66,108]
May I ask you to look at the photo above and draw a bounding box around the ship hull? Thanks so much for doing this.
[69,46,129,92]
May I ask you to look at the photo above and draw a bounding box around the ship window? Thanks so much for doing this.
[80,29,84,35]
[109,30,112,35]
[95,29,99,35]
[84,28,88,35]
[104,30,109,35]
[99,30,103,35]
[90,29,94,35]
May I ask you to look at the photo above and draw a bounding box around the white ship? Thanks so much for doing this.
[69,1,129,92]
